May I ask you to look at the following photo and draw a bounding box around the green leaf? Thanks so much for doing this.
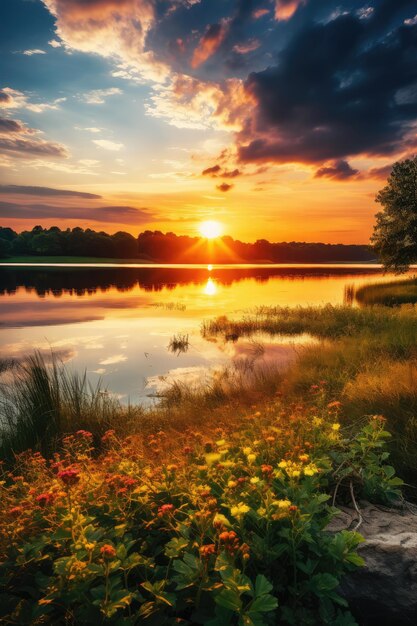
[250,595,278,613]
[215,589,243,612]
[254,575,273,598]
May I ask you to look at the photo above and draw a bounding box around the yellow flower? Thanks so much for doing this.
[205,453,221,465]
[278,460,288,469]
[304,463,319,477]
[288,469,301,478]
[331,423,341,431]
[216,439,227,447]
[250,477,260,484]
[273,499,292,509]
[230,502,250,518]
[228,480,238,488]
[242,447,252,455]
[312,417,323,427]
[213,513,231,527]
[247,453,257,463]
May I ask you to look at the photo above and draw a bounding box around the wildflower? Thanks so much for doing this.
[36,492,55,507]
[213,513,231,529]
[228,480,238,488]
[158,503,175,517]
[289,505,298,513]
[278,460,288,469]
[261,464,273,476]
[219,530,240,555]
[230,502,250,519]
[58,468,80,486]
[200,544,216,558]
[75,429,93,438]
[240,543,250,560]
[247,453,257,463]
[312,417,323,427]
[299,454,309,463]
[331,423,341,431]
[304,463,319,476]
[327,401,342,409]
[242,447,252,455]
[8,506,24,517]
[273,499,292,510]
[100,544,117,559]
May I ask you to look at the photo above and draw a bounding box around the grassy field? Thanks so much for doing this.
[0,256,152,264]
[355,276,417,306]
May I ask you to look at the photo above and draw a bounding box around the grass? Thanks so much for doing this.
[202,304,417,491]
[0,256,152,264]
[168,333,190,355]
[355,276,417,306]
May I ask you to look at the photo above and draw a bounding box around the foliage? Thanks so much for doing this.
[0,400,402,625]
[371,156,417,273]
[0,225,375,263]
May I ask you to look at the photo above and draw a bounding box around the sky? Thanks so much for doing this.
[0,0,416,243]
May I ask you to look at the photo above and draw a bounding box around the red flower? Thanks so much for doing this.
[36,492,55,507]
[57,468,80,486]
[157,503,175,517]
[9,506,24,517]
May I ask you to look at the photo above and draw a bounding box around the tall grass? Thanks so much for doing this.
[355,276,417,306]
[0,352,141,460]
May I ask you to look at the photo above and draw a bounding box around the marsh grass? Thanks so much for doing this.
[168,333,190,355]
[355,276,417,306]
[0,352,143,460]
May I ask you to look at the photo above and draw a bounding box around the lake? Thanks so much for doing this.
[0,264,411,403]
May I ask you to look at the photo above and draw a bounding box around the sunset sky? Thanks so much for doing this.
[1,0,417,243]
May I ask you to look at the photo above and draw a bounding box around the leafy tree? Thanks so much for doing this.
[371,156,417,273]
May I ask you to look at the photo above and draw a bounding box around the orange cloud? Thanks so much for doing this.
[191,22,228,68]
[275,0,305,21]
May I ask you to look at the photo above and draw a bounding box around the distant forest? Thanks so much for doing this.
[0,226,376,263]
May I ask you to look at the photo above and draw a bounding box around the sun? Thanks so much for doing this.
[199,220,223,239]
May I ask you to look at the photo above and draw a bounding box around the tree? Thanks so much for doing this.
[371,156,417,273]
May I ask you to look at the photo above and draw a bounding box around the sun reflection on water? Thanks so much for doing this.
[203,277,217,296]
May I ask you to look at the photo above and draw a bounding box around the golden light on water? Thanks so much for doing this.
[199,220,223,239]
[203,277,217,296]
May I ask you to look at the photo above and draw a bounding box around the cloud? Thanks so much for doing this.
[233,39,261,54]
[0,185,101,199]
[191,21,228,68]
[238,11,417,166]
[202,164,221,176]
[0,136,69,158]
[216,182,233,192]
[0,87,66,113]
[81,87,122,105]
[0,117,29,134]
[41,0,169,83]
[274,1,305,21]
[93,139,124,151]
[22,49,47,56]
[315,160,359,181]
[202,164,241,178]
[0,201,154,224]
[48,39,62,48]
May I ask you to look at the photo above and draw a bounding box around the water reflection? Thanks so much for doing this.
[0,264,410,404]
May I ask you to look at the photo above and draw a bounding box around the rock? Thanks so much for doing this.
[328,501,417,625]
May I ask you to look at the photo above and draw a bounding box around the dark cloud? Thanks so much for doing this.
[238,12,417,165]
[216,182,233,192]
[0,185,101,199]
[0,90,12,105]
[0,136,68,157]
[201,165,241,178]
[0,201,154,224]
[315,160,358,181]
[202,164,222,176]
[0,117,28,134]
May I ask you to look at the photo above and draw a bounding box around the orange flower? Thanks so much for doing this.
[100,544,117,559]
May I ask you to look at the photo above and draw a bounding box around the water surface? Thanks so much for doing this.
[0,264,410,402]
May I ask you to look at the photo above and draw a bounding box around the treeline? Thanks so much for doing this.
[0,226,376,263]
